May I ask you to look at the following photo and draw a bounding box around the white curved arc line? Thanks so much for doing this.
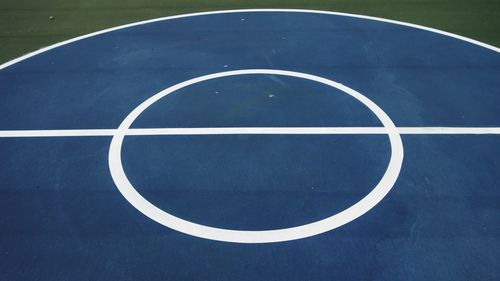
[0,9,498,71]
[0,127,500,137]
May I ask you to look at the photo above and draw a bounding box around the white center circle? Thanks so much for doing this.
[108,69,404,243]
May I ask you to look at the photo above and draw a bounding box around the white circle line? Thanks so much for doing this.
[108,69,404,243]
[0,9,497,70]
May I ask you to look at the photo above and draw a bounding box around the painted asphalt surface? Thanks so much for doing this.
[1,10,499,280]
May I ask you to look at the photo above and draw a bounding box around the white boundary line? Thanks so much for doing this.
[0,9,498,71]
[0,127,499,137]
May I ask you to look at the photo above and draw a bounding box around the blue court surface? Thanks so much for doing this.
[1,9,499,280]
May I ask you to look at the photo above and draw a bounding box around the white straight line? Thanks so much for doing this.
[125,127,387,135]
[0,129,116,137]
[397,127,500,134]
[0,127,499,138]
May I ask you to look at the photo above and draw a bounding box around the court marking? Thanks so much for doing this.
[105,68,405,244]
[0,10,498,244]
[1,127,500,137]
[0,9,498,72]
[1,67,498,243]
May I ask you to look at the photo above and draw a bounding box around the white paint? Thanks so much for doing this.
[0,9,498,71]
[107,69,404,243]
[397,127,500,134]
[1,127,500,137]
[0,129,117,137]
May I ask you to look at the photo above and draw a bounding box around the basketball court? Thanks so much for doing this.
[1,9,499,280]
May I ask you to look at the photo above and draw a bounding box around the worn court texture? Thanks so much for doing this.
[1,10,499,281]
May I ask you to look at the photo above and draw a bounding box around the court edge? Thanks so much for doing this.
[0,9,498,71]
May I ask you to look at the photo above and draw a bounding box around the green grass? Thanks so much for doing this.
[1,0,499,63]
